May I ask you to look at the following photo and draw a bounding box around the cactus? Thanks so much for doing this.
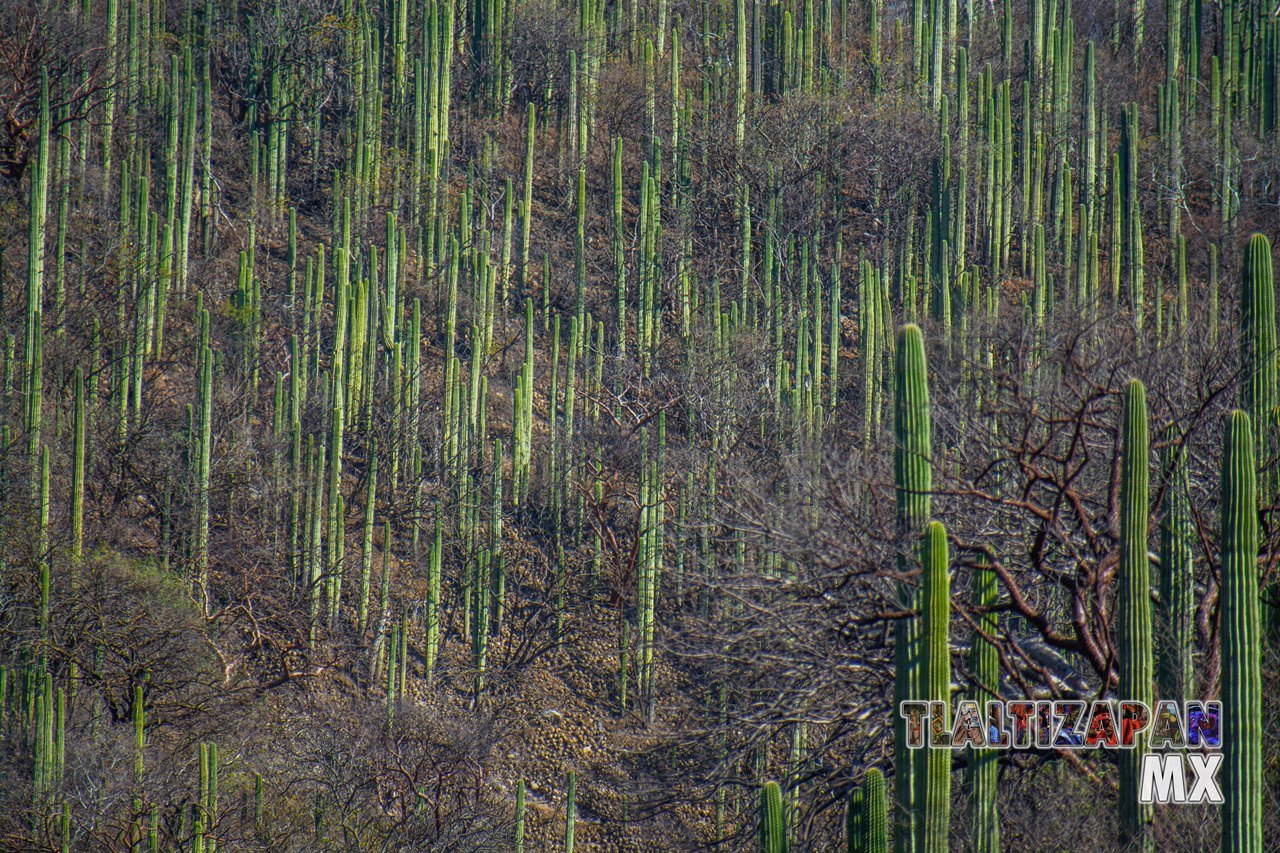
[254,773,264,828]
[1220,411,1262,853]
[967,556,999,853]
[194,342,214,608]
[514,778,526,851]
[1240,233,1277,631]
[919,521,950,852]
[11,4,1280,850]
[25,70,49,454]
[1240,233,1276,499]
[425,510,442,682]
[847,785,865,852]
[759,779,787,853]
[613,137,626,357]
[863,768,889,853]
[358,437,378,634]
[70,368,85,562]
[194,741,219,853]
[893,324,931,853]
[1117,379,1152,851]
[564,770,576,853]
[1157,427,1194,702]
[849,768,889,853]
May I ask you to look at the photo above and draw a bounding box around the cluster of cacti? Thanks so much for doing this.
[5,0,1280,845]
[194,741,219,853]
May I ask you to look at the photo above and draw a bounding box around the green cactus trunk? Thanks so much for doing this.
[759,779,787,853]
[967,556,999,853]
[863,768,889,853]
[1157,428,1194,703]
[893,323,931,853]
[1220,410,1262,853]
[919,521,950,852]
[564,770,576,853]
[514,778,526,851]
[1240,233,1277,633]
[1117,379,1152,851]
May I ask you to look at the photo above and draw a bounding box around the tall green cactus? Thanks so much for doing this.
[195,343,214,609]
[25,69,50,462]
[919,521,950,853]
[1240,233,1276,491]
[358,436,378,634]
[1240,233,1276,631]
[893,323,931,853]
[425,511,442,682]
[564,770,576,853]
[70,368,86,562]
[1220,410,1262,853]
[967,556,999,853]
[1157,428,1194,702]
[1117,379,1152,851]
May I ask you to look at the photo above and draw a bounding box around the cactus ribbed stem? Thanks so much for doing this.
[759,779,787,853]
[1117,379,1152,851]
[1241,233,1276,500]
[967,556,999,853]
[893,324,931,853]
[514,778,526,851]
[1157,428,1194,702]
[564,770,576,853]
[920,521,950,852]
[1221,411,1262,853]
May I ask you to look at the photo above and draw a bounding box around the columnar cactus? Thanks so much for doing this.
[1220,411,1262,853]
[893,323,931,853]
[194,741,218,853]
[359,437,378,634]
[862,768,889,853]
[1157,428,1194,702]
[564,770,576,853]
[967,556,999,853]
[515,778,526,851]
[920,520,950,853]
[847,785,865,851]
[25,69,50,444]
[759,779,787,853]
[70,368,85,561]
[1117,379,1152,851]
[1240,233,1276,504]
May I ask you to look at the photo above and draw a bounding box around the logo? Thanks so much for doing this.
[899,699,1223,806]
[1137,753,1224,804]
